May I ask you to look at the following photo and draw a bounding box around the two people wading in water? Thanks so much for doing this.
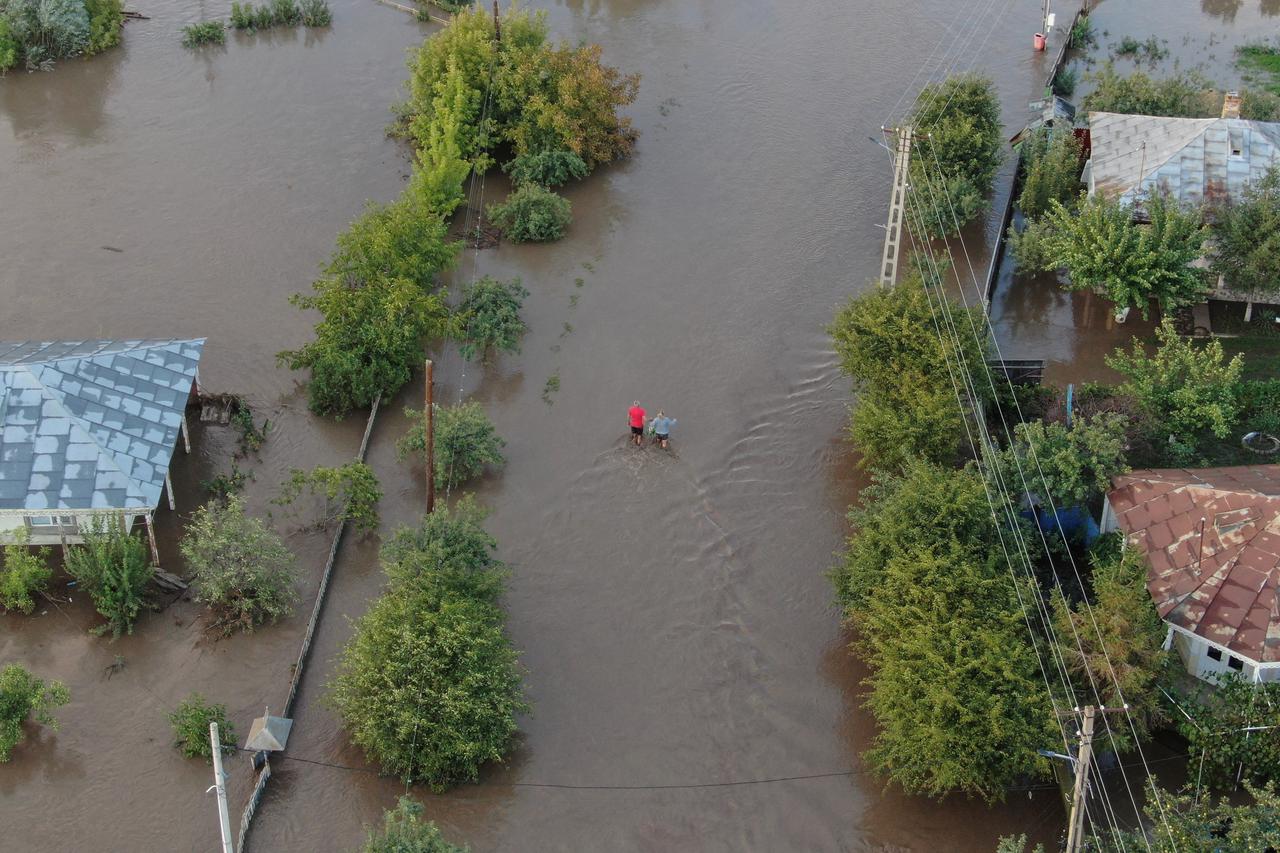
[628,401,677,449]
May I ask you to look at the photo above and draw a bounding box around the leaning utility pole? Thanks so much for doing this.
[878,125,913,288]
[209,722,234,853]
[1064,705,1127,853]
[425,359,436,515]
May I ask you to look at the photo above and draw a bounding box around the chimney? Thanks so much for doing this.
[1222,91,1242,119]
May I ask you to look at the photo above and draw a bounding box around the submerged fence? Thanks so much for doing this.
[236,394,381,853]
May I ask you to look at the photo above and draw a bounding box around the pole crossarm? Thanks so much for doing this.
[878,125,913,288]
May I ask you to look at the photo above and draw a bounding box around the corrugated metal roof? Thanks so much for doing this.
[1108,465,1280,664]
[0,340,204,513]
[1088,111,1280,207]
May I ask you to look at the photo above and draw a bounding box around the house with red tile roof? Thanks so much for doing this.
[1102,464,1280,686]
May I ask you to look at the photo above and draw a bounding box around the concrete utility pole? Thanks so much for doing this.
[1064,705,1127,853]
[209,722,234,853]
[878,125,913,288]
[424,359,436,515]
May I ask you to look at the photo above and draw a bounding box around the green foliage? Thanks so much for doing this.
[0,663,69,762]
[908,74,1003,236]
[398,401,506,490]
[0,17,17,70]
[326,195,459,294]
[1080,64,1216,117]
[1176,674,1280,791]
[1106,318,1244,446]
[847,381,967,473]
[995,412,1130,508]
[361,797,467,853]
[1091,781,1280,852]
[1113,35,1167,62]
[229,0,322,30]
[181,21,225,47]
[454,276,528,363]
[1006,218,1057,272]
[270,0,300,25]
[1016,127,1083,221]
[168,693,236,761]
[64,517,153,638]
[1240,377,1280,436]
[1051,541,1170,751]
[1051,65,1077,97]
[488,184,571,243]
[1068,14,1094,49]
[328,502,525,790]
[82,0,120,54]
[1209,164,1280,296]
[181,496,298,635]
[1041,193,1208,318]
[995,837,1045,853]
[299,0,329,27]
[503,149,588,189]
[1240,86,1280,121]
[230,399,269,455]
[203,465,249,502]
[0,529,52,615]
[0,0,90,65]
[276,462,382,535]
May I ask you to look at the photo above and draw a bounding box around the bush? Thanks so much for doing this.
[454,276,528,363]
[276,462,382,535]
[1239,378,1280,437]
[270,0,300,25]
[168,693,236,761]
[378,498,505,600]
[398,401,506,490]
[1006,218,1057,272]
[82,0,120,54]
[488,184,571,243]
[1209,164,1280,297]
[1090,781,1280,851]
[0,18,17,70]
[361,796,467,853]
[0,663,69,761]
[1016,127,1082,221]
[503,149,587,189]
[2,0,90,61]
[181,20,224,47]
[994,412,1131,508]
[64,517,153,637]
[229,2,252,28]
[181,496,298,635]
[0,529,52,615]
[1080,63,1216,117]
[1176,674,1280,791]
[299,0,329,27]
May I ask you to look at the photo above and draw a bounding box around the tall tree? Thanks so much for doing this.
[1209,164,1280,297]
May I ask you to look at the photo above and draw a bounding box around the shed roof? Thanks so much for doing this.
[0,339,204,513]
[1088,111,1280,207]
[1108,465,1280,664]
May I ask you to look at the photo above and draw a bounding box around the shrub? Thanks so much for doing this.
[1240,87,1280,121]
[502,149,587,189]
[82,0,120,54]
[181,21,225,47]
[1240,378,1280,437]
[299,0,329,27]
[1068,14,1094,49]
[1051,65,1077,97]
[1176,674,1280,791]
[994,412,1131,508]
[327,574,526,790]
[1090,781,1280,851]
[1016,127,1083,221]
[230,2,252,28]
[361,796,467,853]
[379,497,505,600]
[64,517,153,637]
[1209,164,1280,297]
[0,529,52,615]
[1080,63,1216,117]
[0,18,17,70]
[168,693,236,761]
[252,3,273,29]
[269,0,300,25]
[181,496,297,635]
[1006,218,1057,272]
[4,0,90,60]
[275,462,382,535]
[0,663,69,761]
[454,276,528,363]
[488,184,571,243]
[398,401,506,490]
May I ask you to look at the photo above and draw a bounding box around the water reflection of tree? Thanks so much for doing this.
[0,51,121,144]
[1202,0,1244,21]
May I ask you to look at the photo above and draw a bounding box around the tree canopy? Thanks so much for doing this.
[398,402,506,491]
[0,663,69,762]
[454,276,529,363]
[360,797,467,853]
[1209,164,1280,297]
[1016,127,1083,221]
[1090,781,1280,852]
[994,412,1130,509]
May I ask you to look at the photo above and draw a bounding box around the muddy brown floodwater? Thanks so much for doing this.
[3,0,1256,851]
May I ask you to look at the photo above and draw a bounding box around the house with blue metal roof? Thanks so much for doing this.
[0,339,204,556]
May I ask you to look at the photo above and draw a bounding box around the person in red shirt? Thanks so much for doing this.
[628,401,646,446]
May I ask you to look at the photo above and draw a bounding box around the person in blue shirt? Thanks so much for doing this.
[649,411,677,449]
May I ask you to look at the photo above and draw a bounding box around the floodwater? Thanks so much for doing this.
[0,0,1250,850]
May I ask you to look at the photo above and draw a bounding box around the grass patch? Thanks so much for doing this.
[1238,43,1280,95]
[181,21,226,47]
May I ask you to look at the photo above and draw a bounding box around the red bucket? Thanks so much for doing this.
[1033,32,1047,50]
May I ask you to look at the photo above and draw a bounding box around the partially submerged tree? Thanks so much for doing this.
[64,517,153,637]
[0,663,69,761]
[1080,64,1217,118]
[361,797,467,853]
[181,496,298,635]
[454,276,529,363]
[168,693,237,762]
[1175,674,1280,791]
[276,462,383,535]
[398,402,506,491]
[487,184,572,243]
[1090,780,1280,851]
[1016,127,1083,221]
[0,528,52,615]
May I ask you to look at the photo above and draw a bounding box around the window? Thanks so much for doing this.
[1207,647,1223,661]
[25,515,77,530]
[1228,656,1244,672]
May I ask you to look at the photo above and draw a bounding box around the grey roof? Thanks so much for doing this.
[1088,111,1280,207]
[0,339,204,513]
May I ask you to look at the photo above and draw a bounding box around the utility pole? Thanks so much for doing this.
[1063,705,1127,853]
[424,359,436,515]
[209,722,234,853]
[878,125,913,288]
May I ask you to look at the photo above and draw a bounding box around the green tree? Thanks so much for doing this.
[0,663,69,761]
[1176,674,1280,791]
[379,497,506,601]
[397,402,506,490]
[1080,64,1216,117]
[168,693,237,761]
[180,496,298,635]
[1016,127,1083,221]
[0,529,52,615]
[276,462,383,535]
[487,184,572,243]
[1209,164,1280,296]
[1051,541,1170,751]
[454,276,529,363]
[83,0,121,53]
[64,517,153,637]
[995,836,1046,853]
[847,379,967,472]
[1105,318,1244,449]
[360,797,467,853]
[0,17,17,69]
[503,149,587,189]
[995,412,1131,508]
[1042,193,1208,318]
[326,197,459,294]
[1090,781,1280,851]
